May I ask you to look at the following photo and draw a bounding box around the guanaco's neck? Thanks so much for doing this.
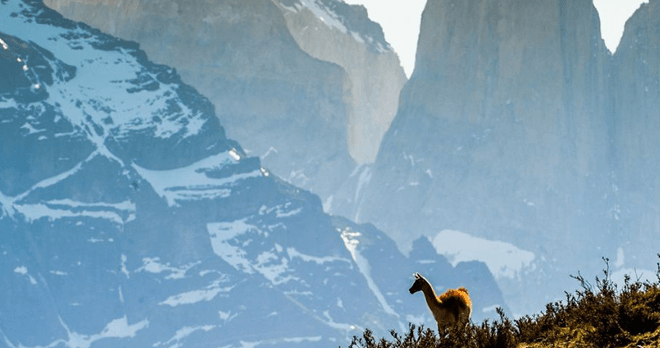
[420,279,442,310]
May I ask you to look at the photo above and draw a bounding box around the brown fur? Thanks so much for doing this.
[409,273,472,331]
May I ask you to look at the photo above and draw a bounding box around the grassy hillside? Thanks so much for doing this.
[346,257,660,348]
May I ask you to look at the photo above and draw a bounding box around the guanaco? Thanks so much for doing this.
[409,272,472,331]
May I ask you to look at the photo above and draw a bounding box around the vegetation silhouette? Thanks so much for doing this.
[346,256,660,348]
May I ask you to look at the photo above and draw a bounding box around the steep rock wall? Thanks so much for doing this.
[273,0,408,164]
[356,0,614,314]
[612,0,660,263]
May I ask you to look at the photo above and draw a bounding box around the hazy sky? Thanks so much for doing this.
[344,0,649,77]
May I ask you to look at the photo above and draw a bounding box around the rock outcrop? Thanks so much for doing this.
[273,0,407,164]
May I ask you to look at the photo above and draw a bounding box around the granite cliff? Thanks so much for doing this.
[611,0,660,265]
[355,0,620,315]
[273,0,407,164]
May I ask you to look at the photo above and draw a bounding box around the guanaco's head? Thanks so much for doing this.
[409,272,426,294]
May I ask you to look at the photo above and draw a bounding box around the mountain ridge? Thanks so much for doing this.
[0,1,507,346]
[43,0,357,203]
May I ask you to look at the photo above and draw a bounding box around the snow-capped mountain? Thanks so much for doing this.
[351,0,660,316]
[42,0,357,203]
[273,0,407,165]
[0,1,506,347]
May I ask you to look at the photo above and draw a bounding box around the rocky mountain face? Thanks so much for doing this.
[42,0,356,202]
[273,0,408,165]
[611,0,660,264]
[43,0,407,203]
[352,0,660,315]
[0,1,506,347]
